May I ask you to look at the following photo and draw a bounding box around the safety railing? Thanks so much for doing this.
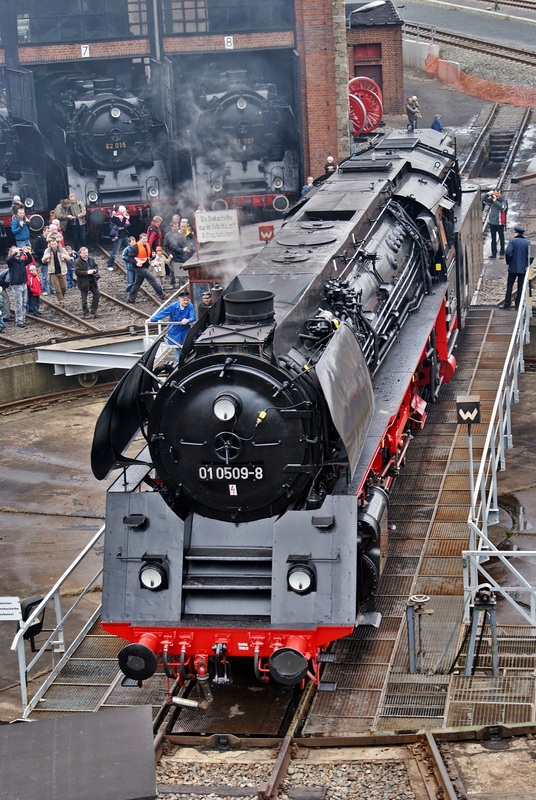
[463,273,533,624]
[10,526,105,716]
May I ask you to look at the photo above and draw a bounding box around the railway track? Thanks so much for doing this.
[403,22,536,67]
[471,0,536,10]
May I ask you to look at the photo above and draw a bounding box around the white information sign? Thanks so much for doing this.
[0,596,22,621]
[195,209,240,243]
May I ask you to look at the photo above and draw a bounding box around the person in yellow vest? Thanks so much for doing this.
[126,232,166,304]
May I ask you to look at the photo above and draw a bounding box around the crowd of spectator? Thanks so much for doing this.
[0,196,200,334]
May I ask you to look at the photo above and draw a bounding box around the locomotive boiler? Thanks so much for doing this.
[36,74,171,227]
[92,128,482,694]
[0,108,47,234]
[190,69,299,216]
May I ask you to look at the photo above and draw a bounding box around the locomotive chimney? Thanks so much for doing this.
[224,290,275,325]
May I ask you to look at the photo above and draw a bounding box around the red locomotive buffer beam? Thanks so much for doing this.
[108,624,353,687]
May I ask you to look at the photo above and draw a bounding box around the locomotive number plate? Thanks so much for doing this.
[105,142,127,149]
[198,465,263,481]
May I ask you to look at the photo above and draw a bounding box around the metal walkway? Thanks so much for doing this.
[13,303,534,728]
[305,305,536,735]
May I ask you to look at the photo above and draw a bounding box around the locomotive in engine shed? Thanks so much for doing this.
[188,68,300,216]
[91,127,483,696]
[0,108,47,233]
[36,73,172,229]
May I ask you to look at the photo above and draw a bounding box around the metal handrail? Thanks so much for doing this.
[10,525,106,714]
[463,273,533,623]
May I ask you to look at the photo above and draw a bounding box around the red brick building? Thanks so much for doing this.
[0,0,404,180]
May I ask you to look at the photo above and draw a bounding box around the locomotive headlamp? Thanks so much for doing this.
[273,176,284,190]
[148,185,159,198]
[212,180,223,193]
[213,394,239,422]
[24,197,34,209]
[88,190,99,204]
[110,106,121,119]
[237,97,247,110]
[287,564,315,595]
[139,557,168,591]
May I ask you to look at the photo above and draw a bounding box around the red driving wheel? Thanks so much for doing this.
[349,94,367,136]
[352,88,383,133]
[348,76,383,103]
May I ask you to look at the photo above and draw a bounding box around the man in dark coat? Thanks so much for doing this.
[499,225,532,310]
[74,246,100,318]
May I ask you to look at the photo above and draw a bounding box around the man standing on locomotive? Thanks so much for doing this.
[127,232,166,304]
[67,193,87,248]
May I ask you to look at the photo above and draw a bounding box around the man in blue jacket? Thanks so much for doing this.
[499,225,532,309]
[11,207,31,248]
[149,289,195,358]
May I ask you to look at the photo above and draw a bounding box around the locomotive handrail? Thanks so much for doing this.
[463,272,533,624]
[10,525,105,715]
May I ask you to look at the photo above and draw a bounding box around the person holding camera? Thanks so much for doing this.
[42,238,70,308]
[11,207,31,248]
[483,187,508,258]
[6,245,30,327]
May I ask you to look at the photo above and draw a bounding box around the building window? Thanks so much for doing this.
[162,0,294,35]
[17,0,147,44]
[353,43,382,61]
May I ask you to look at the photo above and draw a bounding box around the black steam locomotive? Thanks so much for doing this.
[0,108,47,233]
[36,74,171,228]
[92,128,482,693]
[189,69,299,216]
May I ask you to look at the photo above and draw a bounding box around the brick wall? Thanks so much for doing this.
[16,41,149,64]
[347,27,404,115]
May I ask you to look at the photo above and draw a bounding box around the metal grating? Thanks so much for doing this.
[31,684,110,712]
[53,660,119,684]
[335,639,395,663]
[312,689,382,717]
[350,616,402,639]
[104,674,168,707]
[388,505,436,523]
[447,702,534,728]
[429,522,469,538]
[381,692,447,718]
[442,475,474,491]
[378,576,415,596]
[419,557,464,576]
[434,505,470,522]
[448,675,534,704]
[383,556,421,575]
[304,714,374,735]
[320,663,389,690]
[390,596,465,672]
[423,539,467,558]
[388,522,431,538]
[71,635,127,659]
[390,490,441,505]
[365,595,408,617]
[413,575,464,595]
[387,540,426,557]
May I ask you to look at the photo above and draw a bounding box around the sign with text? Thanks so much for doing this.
[195,209,240,243]
[0,596,22,621]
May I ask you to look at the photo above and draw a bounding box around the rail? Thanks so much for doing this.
[463,273,534,624]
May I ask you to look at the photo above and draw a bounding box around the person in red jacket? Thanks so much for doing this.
[147,215,163,249]
[27,263,43,316]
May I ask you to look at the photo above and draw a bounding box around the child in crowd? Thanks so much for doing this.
[151,246,169,289]
[27,263,43,316]
[64,245,78,289]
